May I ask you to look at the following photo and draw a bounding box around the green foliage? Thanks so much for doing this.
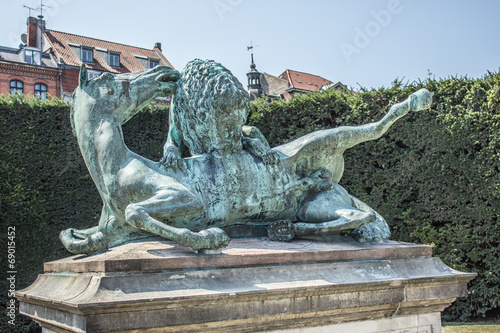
[249,74,500,321]
[0,95,170,332]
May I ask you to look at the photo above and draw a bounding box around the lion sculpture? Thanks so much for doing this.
[60,60,432,254]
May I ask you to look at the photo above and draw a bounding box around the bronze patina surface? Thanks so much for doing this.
[60,60,433,254]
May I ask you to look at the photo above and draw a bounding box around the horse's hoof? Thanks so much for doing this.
[314,179,334,192]
[195,228,230,250]
[268,220,295,242]
[199,248,223,255]
[351,219,390,244]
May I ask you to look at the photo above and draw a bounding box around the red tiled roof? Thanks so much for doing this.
[279,69,332,92]
[44,30,174,73]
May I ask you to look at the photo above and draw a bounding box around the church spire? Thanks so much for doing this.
[246,41,262,100]
[250,52,256,70]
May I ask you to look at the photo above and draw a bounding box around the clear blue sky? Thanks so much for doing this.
[1,0,499,90]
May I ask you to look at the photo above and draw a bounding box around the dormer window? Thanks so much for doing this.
[109,53,120,67]
[24,48,41,65]
[82,48,93,63]
[134,55,160,70]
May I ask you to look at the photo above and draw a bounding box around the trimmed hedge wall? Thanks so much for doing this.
[248,75,500,321]
[0,73,498,331]
[0,95,170,332]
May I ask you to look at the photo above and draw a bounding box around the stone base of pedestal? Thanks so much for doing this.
[16,237,475,333]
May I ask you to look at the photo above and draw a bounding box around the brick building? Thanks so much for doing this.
[246,56,346,101]
[0,45,59,99]
[0,16,174,102]
[43,29,173,101]
[278,69,343,100]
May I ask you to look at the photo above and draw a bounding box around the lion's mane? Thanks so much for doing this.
[173,59,250,155]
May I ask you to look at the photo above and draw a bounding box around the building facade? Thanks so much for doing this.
[0,44,59,99]
[0,15,174,102]
[246,57,346,102]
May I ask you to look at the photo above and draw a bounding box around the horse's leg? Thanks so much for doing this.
[349,196,391,243]
[124,190,230,251]
[276,89,433,163]
[269,199,375,241]
[60,228,108,254]
[327,88,433,150]
[295,184,390,243]
[294,209,376,237]
[59,205,112,254]
[69,226,99,239]
[268,183,380,240]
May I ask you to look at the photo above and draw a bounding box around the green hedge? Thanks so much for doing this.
[249,74,500,321]
[0,95,170,332]
[0,72,498,331]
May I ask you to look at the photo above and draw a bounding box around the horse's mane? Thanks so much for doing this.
[173,59,250,155]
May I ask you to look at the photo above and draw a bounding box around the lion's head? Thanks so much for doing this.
[173,59,250,155]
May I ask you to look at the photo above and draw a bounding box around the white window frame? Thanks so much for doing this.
[109,53,120,67]
[24,48,41,65]
[82,48,93,63]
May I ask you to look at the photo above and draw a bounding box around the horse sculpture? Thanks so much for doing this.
[60,60,432,254]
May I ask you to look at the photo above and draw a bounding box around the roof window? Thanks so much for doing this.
[134,55,160,69]
[109,53,120,67]
[149,59,159,68]
[24,48,41,65]
[82,48,93,63]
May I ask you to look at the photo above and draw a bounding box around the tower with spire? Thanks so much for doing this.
[246,42,263,101]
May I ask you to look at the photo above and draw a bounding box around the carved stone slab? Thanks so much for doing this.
[16,237,475,333]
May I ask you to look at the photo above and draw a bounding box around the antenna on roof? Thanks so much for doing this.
[23,5,41,17]
[37,0,51,18]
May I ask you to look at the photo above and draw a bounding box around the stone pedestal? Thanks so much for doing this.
[16,237,475,333]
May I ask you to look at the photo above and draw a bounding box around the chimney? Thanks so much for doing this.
[27,17,38,47]
[26,15,46,50]
[154,42,162,51]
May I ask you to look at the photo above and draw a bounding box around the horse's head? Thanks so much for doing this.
[74,65,180,123]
